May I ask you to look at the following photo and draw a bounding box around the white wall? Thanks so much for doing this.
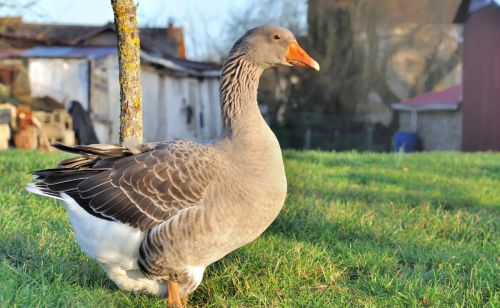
[204,78,222,140]
[162,76,222,143]
[141,74,222,143]
[163,77,194,140]
[28,58,89,109]
[86,57,221,144]
[141,69,161,142]
[89,55,120,144]
[27,56,222,145]
[108,57,120,144]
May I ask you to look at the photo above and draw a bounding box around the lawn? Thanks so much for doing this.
[0,149,498,307]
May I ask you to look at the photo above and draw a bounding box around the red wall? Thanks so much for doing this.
[462,6,500,151]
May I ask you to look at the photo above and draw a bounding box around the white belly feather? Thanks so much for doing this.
[61,193,167,296]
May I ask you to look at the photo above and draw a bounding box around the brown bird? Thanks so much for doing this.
[27,25,319,307]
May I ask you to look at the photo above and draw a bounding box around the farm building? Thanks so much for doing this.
[454,0,500,151]
[14,46,221,144]
[392,0,500,152]
[0,18,222,145]
[392,85,462,151]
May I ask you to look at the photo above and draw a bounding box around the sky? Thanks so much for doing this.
[4,0,251,59]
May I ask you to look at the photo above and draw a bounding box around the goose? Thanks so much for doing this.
[26,25,319,307]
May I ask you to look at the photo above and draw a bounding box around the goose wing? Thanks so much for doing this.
[33,140,224,231]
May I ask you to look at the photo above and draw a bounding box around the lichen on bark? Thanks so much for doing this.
[111,0,143,146]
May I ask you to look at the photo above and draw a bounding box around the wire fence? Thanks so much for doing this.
[271,112,395,151]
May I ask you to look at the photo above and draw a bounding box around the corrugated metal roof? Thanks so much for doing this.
[470,0,500,11]
[392,84,462,111]
[21,46,117,59]
[141,51,220,76]
[165,55,221,72]
[18,46,221,76]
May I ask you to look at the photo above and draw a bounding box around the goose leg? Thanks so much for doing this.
[167,281,183,308]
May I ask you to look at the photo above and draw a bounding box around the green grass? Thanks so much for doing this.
[0,149,498,307]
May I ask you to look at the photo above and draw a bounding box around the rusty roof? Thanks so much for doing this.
[0,19,183,58]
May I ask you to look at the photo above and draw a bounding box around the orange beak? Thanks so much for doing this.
[285,40,320,71]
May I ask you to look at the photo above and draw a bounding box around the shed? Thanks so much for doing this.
[454,0,500,151]
[15,46,221,144]
[0,19,222,146]
[392,85,462,151]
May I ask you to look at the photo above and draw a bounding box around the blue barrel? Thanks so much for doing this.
[394,131,418,152]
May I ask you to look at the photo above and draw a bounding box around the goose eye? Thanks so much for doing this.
[273,34,281,40]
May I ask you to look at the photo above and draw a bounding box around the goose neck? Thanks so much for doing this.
[220,52,264,136]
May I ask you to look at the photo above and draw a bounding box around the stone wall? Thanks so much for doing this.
[399,109,462,151]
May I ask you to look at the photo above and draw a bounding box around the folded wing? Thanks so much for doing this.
[32,140,223,231]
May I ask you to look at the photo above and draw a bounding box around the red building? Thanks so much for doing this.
[454,0,500,151]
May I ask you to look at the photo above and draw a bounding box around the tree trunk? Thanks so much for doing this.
[111,0,143,146]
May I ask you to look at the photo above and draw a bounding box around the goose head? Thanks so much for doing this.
[231,24,320,71]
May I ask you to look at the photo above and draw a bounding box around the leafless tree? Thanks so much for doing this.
[294,0,461,118]
[0,0,37,12]
[0,1,40,28]
[224,0,307,49]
